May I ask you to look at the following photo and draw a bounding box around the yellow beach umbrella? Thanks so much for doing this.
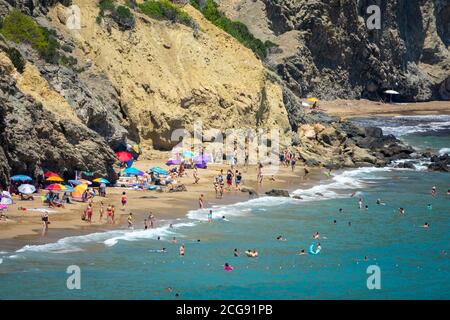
[307,97,319,102]
[46,176,64,182]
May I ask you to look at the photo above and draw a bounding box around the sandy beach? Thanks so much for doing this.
[0,159,327,250]
[321,99,450,119]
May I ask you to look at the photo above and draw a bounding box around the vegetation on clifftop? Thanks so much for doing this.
[190,0,275,59]
[97,0,136,30]
[0,10,60,64]
[138,0,195,28]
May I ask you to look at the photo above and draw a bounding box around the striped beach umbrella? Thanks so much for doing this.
[46,184,67,191]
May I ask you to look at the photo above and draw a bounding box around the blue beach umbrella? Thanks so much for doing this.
[93,178,110,184]
[11,175,32,181]
[63,185,75,192]
[124,167,143,176]
[150,166,168,175]
[68,180,83,185]
[182,151,195,158]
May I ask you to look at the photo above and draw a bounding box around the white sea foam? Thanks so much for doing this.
[377,115,450,137]
[292,167,393,201]
[439,148,450,156]
[186,196,296,221]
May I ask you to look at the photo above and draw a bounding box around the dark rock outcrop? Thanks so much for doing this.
[0,39,117,188]
[428,154,450,172]
[239,0,450,102]
[265,189,290,197]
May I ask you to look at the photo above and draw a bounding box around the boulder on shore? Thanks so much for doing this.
[265,189,290,197]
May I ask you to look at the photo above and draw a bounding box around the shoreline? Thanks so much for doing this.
[0,161,329,251]
[2,107,449,252]
[321,99,450,119]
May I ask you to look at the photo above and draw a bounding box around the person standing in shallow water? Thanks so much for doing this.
[199,194,204,209]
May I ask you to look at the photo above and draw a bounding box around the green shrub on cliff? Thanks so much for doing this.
[97,0,136,30]
[190,0,273,59]
[139,0,194,28]
[6,47,25,73]
[0,10,60,64]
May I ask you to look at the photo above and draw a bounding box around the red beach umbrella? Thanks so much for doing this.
[44,171,60,178]
[115,151,133,162]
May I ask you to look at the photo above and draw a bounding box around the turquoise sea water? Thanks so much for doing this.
[0,115,449,299]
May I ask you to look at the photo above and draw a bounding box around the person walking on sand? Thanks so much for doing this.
[111,205,116,224]
[106,204,113,224]
[199,194,204,209]
[235,171,242,190]
[41,210,50,234]
[193,167,200,184]
[99,201,104,221]
[257,162,264,184]
[291,156,297,172]
[127,212,134,229]
[86,203,93,223]
[226,170,234,191]
[121,192,127,210]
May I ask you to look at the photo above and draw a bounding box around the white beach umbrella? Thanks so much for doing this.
[384,90,400,103]
[302,102,312,108]
[18,184,36,195]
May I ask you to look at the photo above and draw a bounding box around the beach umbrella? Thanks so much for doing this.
[115,151,133,162]
[18,184,36,195]
[384,90,400,103]
[302,102,311,107]
[46,184,67,191]
[63,185,75,192]
[182,151,195,158]
[124,167,143,176]
[78,179,92,185]
[93,178,110,184]
[68,179,82,185]
[44,171,59,178]
[10,175,32,182]
[46,176,64,182]
[307,97,319,102]
[150,166,168,175]
[74,184,88,194]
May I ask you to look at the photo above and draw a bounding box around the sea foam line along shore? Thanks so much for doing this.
[1,165,401,257]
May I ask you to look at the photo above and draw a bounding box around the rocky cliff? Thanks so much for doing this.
[219,0,450,102]
[0,35,117,185]
[0,0,431,185]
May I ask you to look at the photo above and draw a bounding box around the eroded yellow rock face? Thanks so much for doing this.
[16,64,81,123]
[47,1,291,157]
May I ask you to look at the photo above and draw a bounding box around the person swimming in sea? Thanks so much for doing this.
[427,204,433,210]
[233,248,240,257]
[376,198,386,205]
[276,235,286,241]
[245,249,258,258]
[149,248,167,253]
[298,249,307,255]
[313,232,320,240]
[224,263,234,271]
[421,222,430,228]
[333,220,337,225]
[398,207,405,215]
[339,208,343,213]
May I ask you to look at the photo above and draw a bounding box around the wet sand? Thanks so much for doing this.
[320,99,450,119]
[0,159,327,250]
